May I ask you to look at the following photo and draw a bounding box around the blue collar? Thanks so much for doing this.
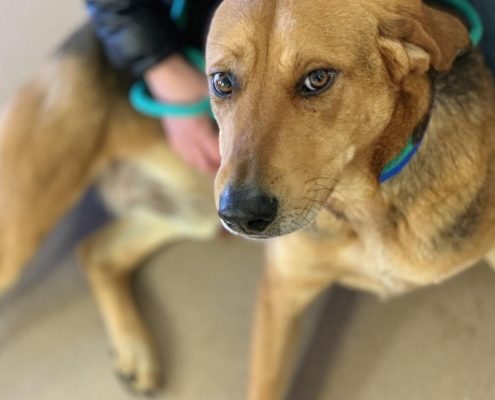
[379,0,483,183]
[379,137,422,183]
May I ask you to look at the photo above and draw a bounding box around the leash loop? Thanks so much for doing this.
[130,0,212,119]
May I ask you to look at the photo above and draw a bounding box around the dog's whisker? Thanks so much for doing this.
[305,176,337,182]
[311,187,333,193]
[302,197,328,206]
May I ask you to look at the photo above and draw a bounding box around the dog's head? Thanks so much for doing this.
[206,0,469,239]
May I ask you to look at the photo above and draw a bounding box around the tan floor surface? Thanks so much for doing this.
[1,2,495,400]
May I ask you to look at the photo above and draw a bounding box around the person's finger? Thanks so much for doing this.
[202,130,221,166]
[203,156,220,175]
[187,139,214,175]
[167,128,199,167]
[162,117,219,175]
[200,142,221,174]
[194,123,220,168]
[193,143,218,174]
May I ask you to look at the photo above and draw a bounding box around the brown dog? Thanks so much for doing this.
[1,0,495,398]
[207,0,495,399]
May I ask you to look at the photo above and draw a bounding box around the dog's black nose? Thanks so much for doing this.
[218,186,279,235]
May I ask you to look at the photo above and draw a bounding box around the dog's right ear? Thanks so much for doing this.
[375,1,470,83]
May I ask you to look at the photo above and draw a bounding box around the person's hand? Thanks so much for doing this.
[145,54,220,175]
[161,115,220,175]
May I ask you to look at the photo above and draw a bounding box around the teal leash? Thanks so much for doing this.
[129,0,212,118]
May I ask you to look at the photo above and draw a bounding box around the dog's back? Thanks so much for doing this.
[0,23,214,293]
[0,25,114,291]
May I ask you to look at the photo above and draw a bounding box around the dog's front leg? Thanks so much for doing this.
[78,211,198,394]
[247,246,336,400]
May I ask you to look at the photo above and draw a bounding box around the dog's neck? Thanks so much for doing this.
[377,0,483,184]
[378,83,435,183]
[393,49,493,181]
[369,71,433,183]
[330,49,495,225]
[374,46,480,185]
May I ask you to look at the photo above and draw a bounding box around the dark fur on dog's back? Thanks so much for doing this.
[56,24,136,112]
[436,50,493,106]
[386,49,495,256]
[0,20,161,298]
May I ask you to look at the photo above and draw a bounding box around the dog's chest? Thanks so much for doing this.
[306,211,420,296]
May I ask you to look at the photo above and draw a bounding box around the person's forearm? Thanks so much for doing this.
[145,54,209,103]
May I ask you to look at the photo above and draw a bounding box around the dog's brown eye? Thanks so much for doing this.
[211,72,234,97]
[302,69,336,95]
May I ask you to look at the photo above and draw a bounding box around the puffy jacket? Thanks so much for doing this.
[86,0,220,76]
[470,0,495,72]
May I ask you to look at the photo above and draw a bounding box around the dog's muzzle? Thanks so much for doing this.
[218,186,279,236]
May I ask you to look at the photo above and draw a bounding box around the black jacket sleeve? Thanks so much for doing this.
[86,0,184,76]
[470,0,495,73]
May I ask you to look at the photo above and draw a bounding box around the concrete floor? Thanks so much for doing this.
[1,2,495,400]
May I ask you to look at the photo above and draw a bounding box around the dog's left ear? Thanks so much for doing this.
[376,1,470,83]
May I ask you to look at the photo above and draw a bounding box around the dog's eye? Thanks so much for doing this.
[301,69,336,96]
[211,72,234,97]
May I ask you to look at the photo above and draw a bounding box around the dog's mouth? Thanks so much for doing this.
[218,185,335,240]
[220,218,275,240]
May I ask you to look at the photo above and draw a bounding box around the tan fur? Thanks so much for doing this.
[0,27,218,393]
[207,0,495,399]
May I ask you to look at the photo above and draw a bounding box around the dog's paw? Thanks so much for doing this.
[113,336,161,395]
